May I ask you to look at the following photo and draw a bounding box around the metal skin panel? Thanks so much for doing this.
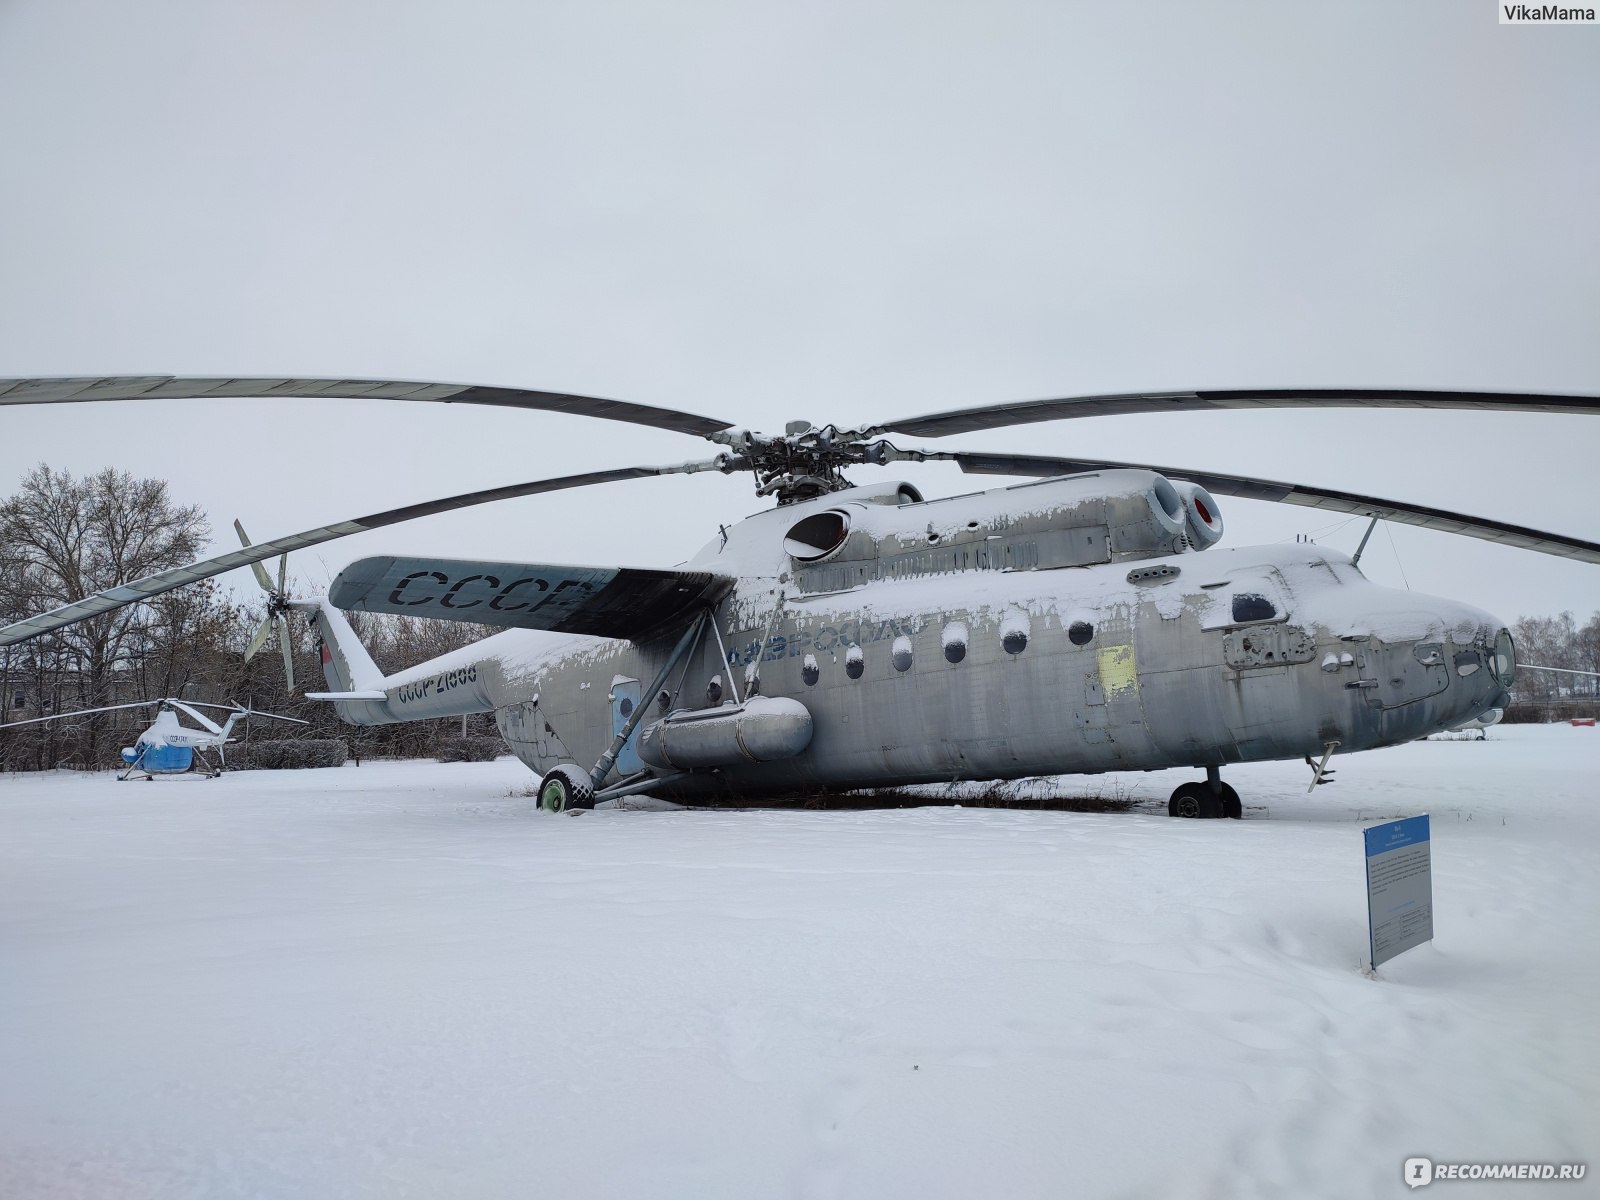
[328,556,735,640]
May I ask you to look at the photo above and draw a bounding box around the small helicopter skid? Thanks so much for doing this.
[117,744,225,782]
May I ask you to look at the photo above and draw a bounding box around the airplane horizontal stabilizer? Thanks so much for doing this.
[328,556,735,641]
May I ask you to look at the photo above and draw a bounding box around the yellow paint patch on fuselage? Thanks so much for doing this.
[1097,644,1138,697]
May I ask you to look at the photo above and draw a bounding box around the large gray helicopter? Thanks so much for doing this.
[3,377,1596,816]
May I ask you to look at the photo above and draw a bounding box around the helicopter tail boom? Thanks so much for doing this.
[291,597,498,727]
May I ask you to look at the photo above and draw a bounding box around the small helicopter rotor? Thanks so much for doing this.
[168,699,223,735]
[0,697,165,730]
[0,696,282,732]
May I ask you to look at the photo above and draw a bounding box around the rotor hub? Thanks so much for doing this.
[710,425,906,504]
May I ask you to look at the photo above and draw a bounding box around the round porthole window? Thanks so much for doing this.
[1001,612,1030,656]
[1068,621,1094,646]
[943,621,968,664]
[891,636,913,672]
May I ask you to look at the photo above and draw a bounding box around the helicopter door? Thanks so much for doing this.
[609,676,644,775]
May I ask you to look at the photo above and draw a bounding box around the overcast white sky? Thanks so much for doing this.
[1,0,1596,626]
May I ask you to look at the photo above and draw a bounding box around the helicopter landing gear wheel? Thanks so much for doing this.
[1168,781,1223,819]
[1218,783,1242,820]
[538,764,595,813]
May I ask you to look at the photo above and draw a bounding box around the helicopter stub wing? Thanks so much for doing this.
[328,556,736,641]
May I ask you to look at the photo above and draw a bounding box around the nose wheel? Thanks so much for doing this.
[1168,769,1241,819]
[538,764,597,813]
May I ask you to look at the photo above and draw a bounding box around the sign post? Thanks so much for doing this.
[1364,814,1433,971]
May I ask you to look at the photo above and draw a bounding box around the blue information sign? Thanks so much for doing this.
[1364,814,1433,969]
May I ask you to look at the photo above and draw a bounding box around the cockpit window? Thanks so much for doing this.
[1491,629,1516,687]
[1231,593,1278,624]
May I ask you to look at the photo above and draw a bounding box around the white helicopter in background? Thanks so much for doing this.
[0,697,307,780]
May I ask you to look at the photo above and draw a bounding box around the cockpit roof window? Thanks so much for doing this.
[1231,593,1278,623]
[1200,567,1290,630]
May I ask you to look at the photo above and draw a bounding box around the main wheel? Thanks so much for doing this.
[1218,782,1242,820]
[538,764,596,813]
[1168,781,1223,819]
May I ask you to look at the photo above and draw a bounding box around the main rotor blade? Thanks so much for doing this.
[0,457,735,649]
[243,709,311,724]
[0,376,732,439]
[950,451,1600,565]
[0,698,161,730]
[873,388,1600,439]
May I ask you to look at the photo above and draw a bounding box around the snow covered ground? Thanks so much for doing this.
[2,726,1596,1200]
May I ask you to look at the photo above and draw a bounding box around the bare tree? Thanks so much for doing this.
[0,465,211,766]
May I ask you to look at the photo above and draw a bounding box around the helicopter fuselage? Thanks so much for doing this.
[308,477,1514,800]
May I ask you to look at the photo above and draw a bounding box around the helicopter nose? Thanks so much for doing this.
[1333,598,1513,735]
[1457,622,1516,700]
[1437,615,1516,723]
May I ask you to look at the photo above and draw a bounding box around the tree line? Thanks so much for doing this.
[1503,609,1600,720]
[1,465,497,771]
